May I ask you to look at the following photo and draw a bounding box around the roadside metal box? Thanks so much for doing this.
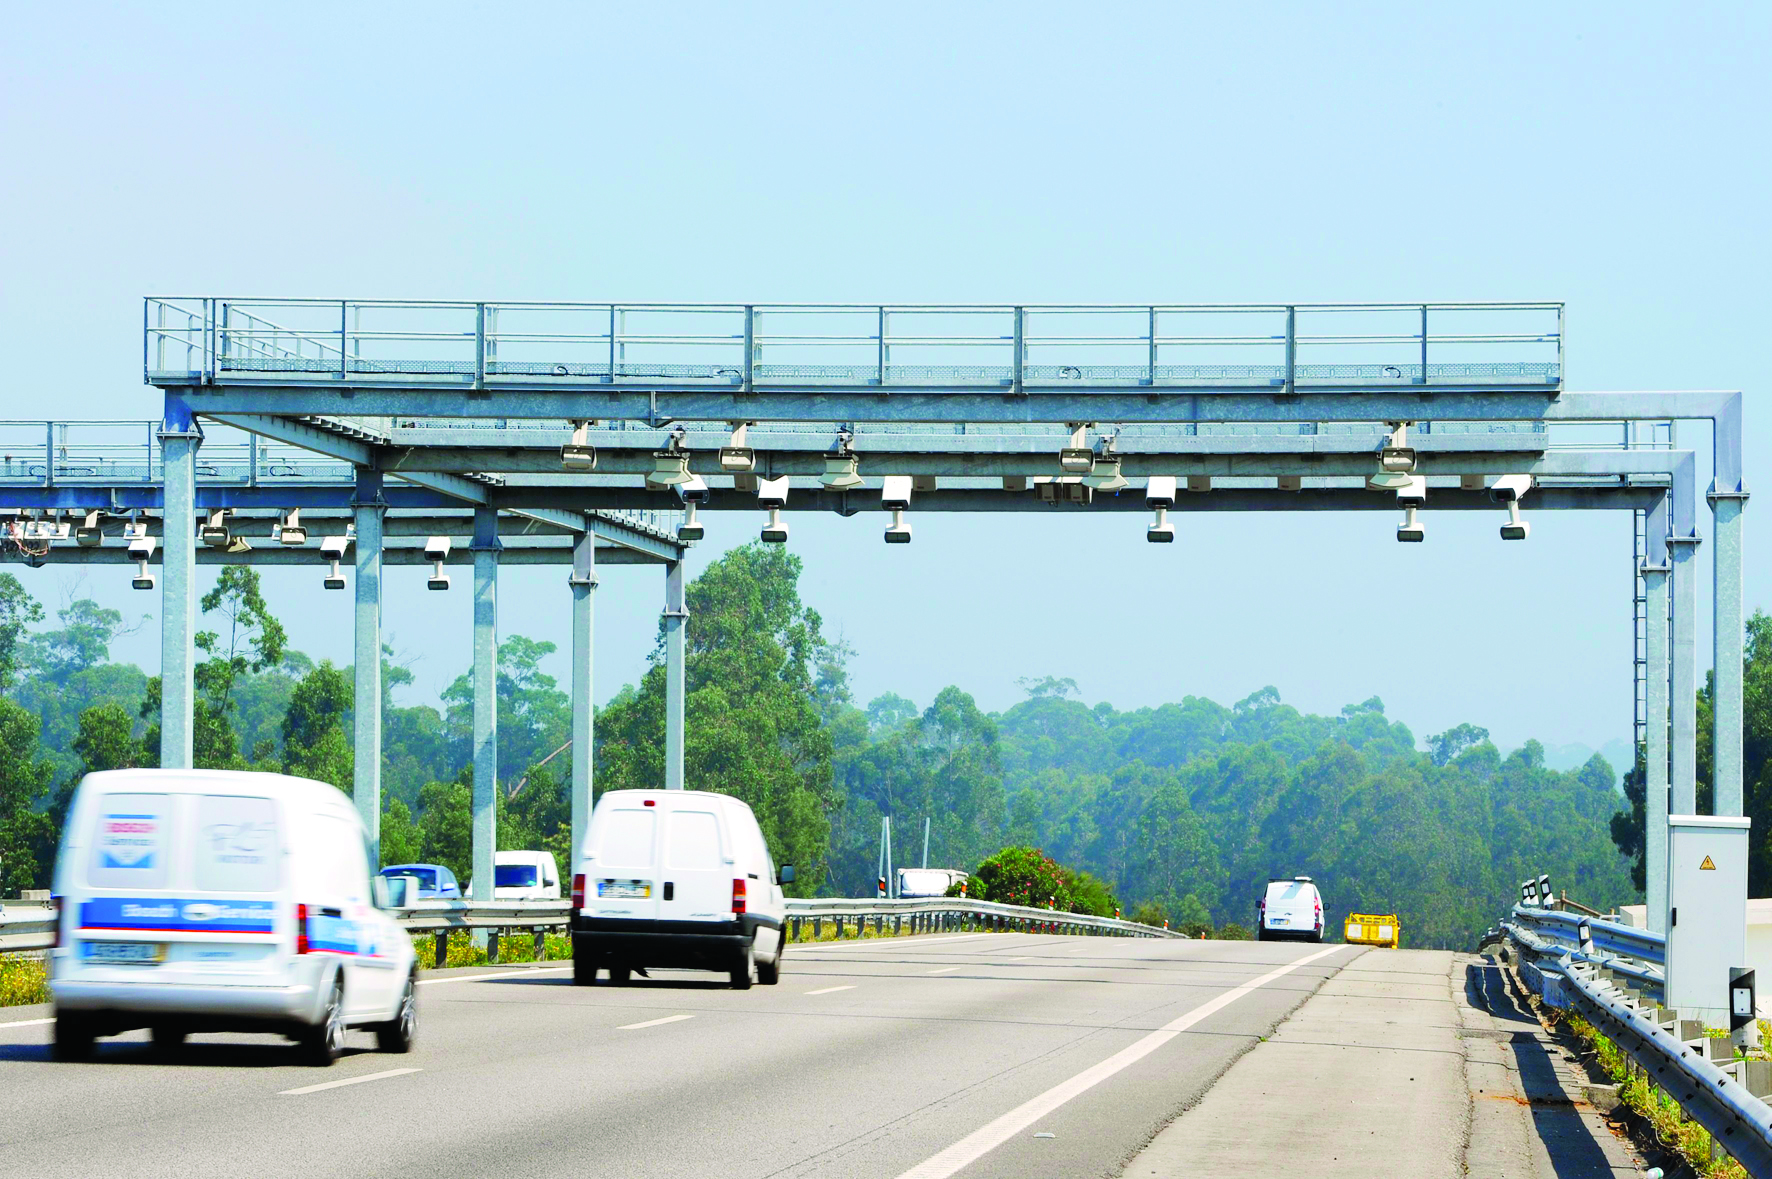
[1666,815,1750,1018]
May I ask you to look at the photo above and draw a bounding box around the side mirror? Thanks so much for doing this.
[778,865,796,885]
[371,875,394,909]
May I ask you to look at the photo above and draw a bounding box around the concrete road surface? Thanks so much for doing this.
[0,933,1354,1178]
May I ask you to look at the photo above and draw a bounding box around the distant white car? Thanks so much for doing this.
[50,769,418,1066]
[469,850,562,901]
[1257,876,1325,943]
[896,868,968,899]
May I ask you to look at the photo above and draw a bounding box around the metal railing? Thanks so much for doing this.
[0,894,1179,964]
[145,298,1564,392]
[1496,899,1772,1173]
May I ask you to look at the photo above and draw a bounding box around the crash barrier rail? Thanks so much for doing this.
[0,893,1181,966]
[1496,906,1772,1174]
[144,297,1564,392]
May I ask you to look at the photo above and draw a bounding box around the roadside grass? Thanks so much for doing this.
[1565,1012,1750,1179]
[412,930,573,970]
[0,955,49,1008]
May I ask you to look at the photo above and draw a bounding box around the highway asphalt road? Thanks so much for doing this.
[0,933,1359,1178]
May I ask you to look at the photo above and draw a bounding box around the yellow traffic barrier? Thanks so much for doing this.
[1344,913,1400,948]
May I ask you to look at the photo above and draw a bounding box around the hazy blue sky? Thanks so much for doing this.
[3,4,1767,761]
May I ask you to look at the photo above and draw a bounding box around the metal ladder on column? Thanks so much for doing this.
[1629,420,1675,753]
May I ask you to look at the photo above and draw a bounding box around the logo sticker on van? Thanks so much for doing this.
[99,813,161,871]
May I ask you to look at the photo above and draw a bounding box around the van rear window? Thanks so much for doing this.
[194,796,280,893]
[88,794,173,890]
[666,811,721,869]
[598,810,656,869]
[495,865,538,888]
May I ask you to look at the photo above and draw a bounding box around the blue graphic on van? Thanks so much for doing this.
[81,897,276,934]
[305,912,377,957]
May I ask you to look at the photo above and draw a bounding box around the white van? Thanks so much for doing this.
[50,769,418,1065]
[469,850,561,901]
[897,868,967,899]
[1257,876,1325,942]
[570,789,794,989]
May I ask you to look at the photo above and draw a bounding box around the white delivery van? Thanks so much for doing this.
[1257,876,1325,942]
[469,850,561,901]
[570,789,794,989]
[50,769,418,1065]
[897,868,968,899]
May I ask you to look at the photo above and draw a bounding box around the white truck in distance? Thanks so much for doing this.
[896,868,968,898]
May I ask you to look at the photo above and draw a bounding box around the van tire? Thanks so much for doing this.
[150,1024,187,1054]
[757,943,781,986]
[609,964,632,986]
[572,941,600,986]
[375,973,418,1053]
[729,940,756,990]
[301,976,346,1066]
[52,1012,95,1062]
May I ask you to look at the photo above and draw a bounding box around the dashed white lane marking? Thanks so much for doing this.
[419,966,571,986]
[280,1067,421,1096]
[0,1017,53,1030]
[1003,956,1032,962]
[925,967,961,975]
[804,985,856,995]
[618,1014,696,1030]
[894,946,1344,1179]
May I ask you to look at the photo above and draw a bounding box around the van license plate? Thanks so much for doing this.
[598,881,650,899]
[84,942,163,964]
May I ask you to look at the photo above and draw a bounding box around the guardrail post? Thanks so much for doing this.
[487,928,500,964]
[434,931,448,968]
[813,917,821,940]
[792,917,801,941]
[894,914,901,936]
[534,928,546,961]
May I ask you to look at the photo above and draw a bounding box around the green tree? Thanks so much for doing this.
[967,846,1073,911]
[417,774,474,882]
[380,796,423,867]
[282,660,354,788]
[0,699,57,893]
[194,566,287,720]
[442,635,572,789]
[0,573,44,691]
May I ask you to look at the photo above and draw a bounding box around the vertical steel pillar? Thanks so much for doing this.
[569,530,598,871]
[663,559,687,790]
[1669,454,1700,815]
[352,470,385,862]
[1643,495,1671,934]
[157,400,200,769]
[471,508,501,901]
[1709,395,1749,819]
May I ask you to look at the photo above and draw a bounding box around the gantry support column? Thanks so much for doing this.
[1669,455,1701,816]
[569,530,598,871]
[663,559,687,790]
[157,401,201,769]
[1710,481,1749,818]
[1643,495,1671,934]
[352,470,385,863]
[471,508,501,902]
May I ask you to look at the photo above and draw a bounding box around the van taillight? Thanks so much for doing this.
[295,903,310,954]
[732,878,747,914]
[50,897,62,949]
[572,874,586,910]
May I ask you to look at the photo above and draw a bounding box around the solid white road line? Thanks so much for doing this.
[804,985,856,995]
[617,1014,696,1030]
[894,946,1344,1179]
[925,967,961,975]
[1003,956,1032,962]
[280,1068,421,1096]
[419,966,571,986]
[0,1017,53,1030]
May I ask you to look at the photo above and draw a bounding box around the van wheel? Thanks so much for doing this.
[1255,926,1265,942]
[52,1013,95,1062]
[729,940,756,990]
[301,977,346,1066]
[150,1024,187,1054]
[757,942,781,986]
[375,973,418,1053]
[572,940,600,986]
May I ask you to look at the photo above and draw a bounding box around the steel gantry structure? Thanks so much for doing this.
[0,297,1747,1018]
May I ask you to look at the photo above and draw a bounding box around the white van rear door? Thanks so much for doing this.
[659,807,730,923]
[591,805,661,920]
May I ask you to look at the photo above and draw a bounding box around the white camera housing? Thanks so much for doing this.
[1397,506,1426,543]
[276,508,307,546]
[1147,505,1175,543]
[884,508,911,544]
[678,502,705,543]
[757,475,790,510]
[127,534,158,562]
[1145,476,1177,509]
[320,535,352,560]
[1395,475,1428,508]
[1489,474,1533,503]
[424,536,452,563]
[760,507,788,544]
[677,474,710,505]
[881,475,913,513]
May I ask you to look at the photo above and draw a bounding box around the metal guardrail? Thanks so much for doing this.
[1497,899,1772,1174]
[144,297,1565,393]
[0,894,1181,961]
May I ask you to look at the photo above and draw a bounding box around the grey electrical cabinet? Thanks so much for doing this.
[1666,814,1750,1017]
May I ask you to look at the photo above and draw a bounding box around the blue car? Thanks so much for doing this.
[379,863,461,900]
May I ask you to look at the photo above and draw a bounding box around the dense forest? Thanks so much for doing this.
[4,547,1758,949]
